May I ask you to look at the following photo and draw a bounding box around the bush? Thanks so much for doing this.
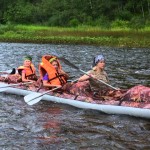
[111,19,129,28]
[129,17,145,30]
[94,16,111,29]
[68,18,80,27]
[0,23,16,34]
[47,16,60,26]
[117,11,132,20]
[145,17,150,26]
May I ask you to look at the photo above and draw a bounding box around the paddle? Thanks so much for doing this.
[0,68,16,75]
[24,77,79,106]
[0,81,33,92]
[24,86,61,106]
[58,57,118,90]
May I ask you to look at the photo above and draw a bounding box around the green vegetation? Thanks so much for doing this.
[0,1,150,47]
[0,24,149,47]
[1,0,150,28]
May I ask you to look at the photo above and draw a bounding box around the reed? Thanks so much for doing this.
[0,24,149,48]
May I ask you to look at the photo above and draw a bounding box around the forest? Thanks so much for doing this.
[0,0,150,29]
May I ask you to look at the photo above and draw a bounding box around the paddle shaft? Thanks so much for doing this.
[38,86,61,96]
[79,69,118,90]
[0,68,16,75]
[25,79,78,105]
[58,57,118,90]
[27,86,61,103]
[0,81,33,88]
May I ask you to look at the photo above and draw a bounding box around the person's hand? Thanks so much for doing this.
[59,70,65,75]
[56,85,62,88]
[116,87,121,90]
[89,74,96,79]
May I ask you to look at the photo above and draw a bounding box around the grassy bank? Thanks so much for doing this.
[0,24,150,48]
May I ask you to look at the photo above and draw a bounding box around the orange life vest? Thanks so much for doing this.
[17,64,36,79]
[39,55,67,86]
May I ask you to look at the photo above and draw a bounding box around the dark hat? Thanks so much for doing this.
[24,55,32,61]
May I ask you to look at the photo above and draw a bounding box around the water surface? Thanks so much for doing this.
[0,43,150,150]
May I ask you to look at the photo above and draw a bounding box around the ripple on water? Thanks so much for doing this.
[0,43,150,149]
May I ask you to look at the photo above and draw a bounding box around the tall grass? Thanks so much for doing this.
[0,24,149,48]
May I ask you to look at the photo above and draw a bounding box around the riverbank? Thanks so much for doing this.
[0,25,150,48]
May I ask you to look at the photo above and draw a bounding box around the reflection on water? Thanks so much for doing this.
[0,43,150,149]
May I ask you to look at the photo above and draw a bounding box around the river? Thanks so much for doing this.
[0,43,150,150]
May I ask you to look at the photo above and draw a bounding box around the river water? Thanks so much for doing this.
[0,43,150,150]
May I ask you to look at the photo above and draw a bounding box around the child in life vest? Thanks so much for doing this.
[17,55,37,82]
[39,55,69,88]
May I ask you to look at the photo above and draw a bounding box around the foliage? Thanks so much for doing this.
[68,19,80,27]
[0,25,149,48]
[0,0,149,29]
[129,17,146,30]
[111,20,129,29]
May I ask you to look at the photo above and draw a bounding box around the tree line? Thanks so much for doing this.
[0,0,150,28]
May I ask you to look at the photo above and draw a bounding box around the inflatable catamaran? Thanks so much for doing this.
[0,57,150,119]
[0,81,150,119]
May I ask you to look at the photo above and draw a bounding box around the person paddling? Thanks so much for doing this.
[78,54,109,95]
[17,55,38,82]
[66,54,122,100]
[39,55,69,88]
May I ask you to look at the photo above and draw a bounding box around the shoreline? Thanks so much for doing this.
[0,25,150,48]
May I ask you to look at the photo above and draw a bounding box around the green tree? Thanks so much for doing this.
[0,0,149,28]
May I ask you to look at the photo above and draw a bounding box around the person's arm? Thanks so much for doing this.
[59,69,69,80]
[21,70,33,82]
[78,70,96,82]
[43,80,62,88]
[42,73,61,88]
[34,68,37,76]
[78,74,90,82]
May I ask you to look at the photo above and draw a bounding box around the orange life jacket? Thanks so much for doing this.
[17,64,36,79]
[39,55,67,86]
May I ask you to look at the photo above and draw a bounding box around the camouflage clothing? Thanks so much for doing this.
[62,81,92,97]
[87,68,109,91]
[0,74,21,83]
[120,85,150,102]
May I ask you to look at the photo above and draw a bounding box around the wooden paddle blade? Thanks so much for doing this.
[59,57,79,70]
